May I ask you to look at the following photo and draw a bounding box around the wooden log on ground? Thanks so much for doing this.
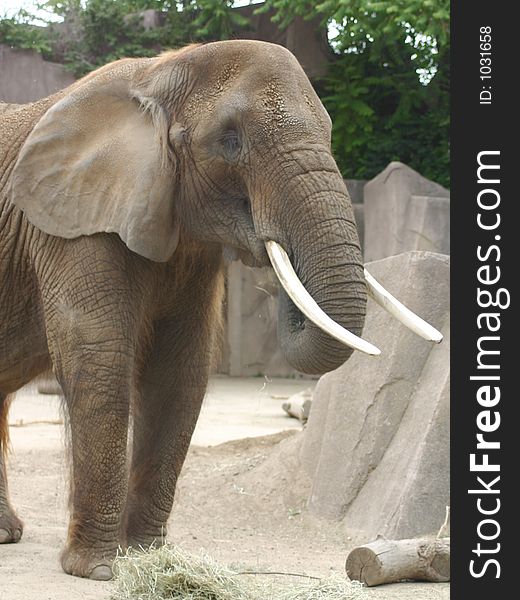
[345,537,450,586]
[281,389,312,422]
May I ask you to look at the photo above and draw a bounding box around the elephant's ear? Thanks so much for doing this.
[9,74,179,262]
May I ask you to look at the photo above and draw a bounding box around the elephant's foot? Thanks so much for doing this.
[125,529,167,551]
[124,510,168,550]
[0,507,23,543]
[61,544,118,580]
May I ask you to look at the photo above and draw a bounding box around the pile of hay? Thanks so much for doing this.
[112,545,367,600]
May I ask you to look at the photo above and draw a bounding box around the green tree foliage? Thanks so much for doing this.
[191,0,249,39]
[0,9,52,55]
[262,0,450,187]
[0,1,246,77]
[40,0,198,76]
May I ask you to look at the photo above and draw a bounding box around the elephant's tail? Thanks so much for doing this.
[0,394,12,459]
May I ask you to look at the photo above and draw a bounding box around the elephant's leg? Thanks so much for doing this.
[0,394,23,544]
[124,317,216,548]
[45,317,136,580]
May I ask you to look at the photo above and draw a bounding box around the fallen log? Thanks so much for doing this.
[281,389,312,422]
[345,537,450,586]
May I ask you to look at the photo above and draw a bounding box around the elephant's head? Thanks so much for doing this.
[10,41,441,375]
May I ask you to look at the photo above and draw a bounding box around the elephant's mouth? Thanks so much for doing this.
[264,241,443,357]
[221,196,270,267]
[223,244,269,268]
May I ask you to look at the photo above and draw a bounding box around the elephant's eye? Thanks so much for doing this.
[220,129,241,159]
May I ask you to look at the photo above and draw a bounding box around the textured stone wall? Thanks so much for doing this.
[0,45,75,103]
[221,262,302,377]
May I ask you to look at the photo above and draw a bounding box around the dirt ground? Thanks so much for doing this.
[1,377,449,600]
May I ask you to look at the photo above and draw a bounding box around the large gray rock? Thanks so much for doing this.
[299,251,450,539]
[364,162,450,261]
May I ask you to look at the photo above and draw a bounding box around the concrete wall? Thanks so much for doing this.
[0,45,75,103]
[221,263,299,377]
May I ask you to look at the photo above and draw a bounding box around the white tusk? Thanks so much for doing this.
[265,241,381,357]
[364,268,443,343]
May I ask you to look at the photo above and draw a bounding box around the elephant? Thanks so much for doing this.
[0,40,440,580]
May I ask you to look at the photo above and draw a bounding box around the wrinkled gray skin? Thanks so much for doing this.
[0,41,366,579]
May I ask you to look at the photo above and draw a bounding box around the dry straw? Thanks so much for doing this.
[111,544,367,600]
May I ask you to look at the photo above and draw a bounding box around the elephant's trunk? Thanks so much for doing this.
[276,197,367,374]
[265,241,379,356]
[252,161,369,374]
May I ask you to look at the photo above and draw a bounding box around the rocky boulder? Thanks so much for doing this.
[364,162,450,261]
[299,250,450,539]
